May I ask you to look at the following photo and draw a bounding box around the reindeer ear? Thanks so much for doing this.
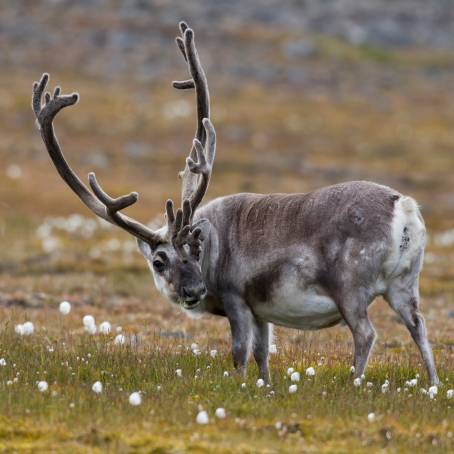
[136,238,152,257]
[191,218,211,240]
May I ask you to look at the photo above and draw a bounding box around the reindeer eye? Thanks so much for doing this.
[153,260,165,273]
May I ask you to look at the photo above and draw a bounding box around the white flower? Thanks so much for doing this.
[129,392,142,406]
[288,384,298,394]
[24,322,34,335]
[428,385,438,395]
[366,382,373,388]
[367,412,376,423]
[256,378,265,388]
[114,334,126,345]
[269,344,277,354]
[210,349,217,358]
[305,367,315,377]
[15,324,25,336]
[0,358,6,366]
[59,301,71,315]
[92,381,103,394]
[420,388,427,395]
[241,383,246,389]
[215,408,226,419]
[85,324,97,335]
[287,367,294,376]
[99,321,111,335]
[350,366,355,374]
[446,389,453,399]
[223,371,229,377]
[406,378,417,387]
[381,382,389,393]
[83,315,95,328]
[290,372,300,382]
[37,381,48,392]
[196,410,209,425]
[176,369,182,377]
[191,343,198,351]
[353,378,362,387]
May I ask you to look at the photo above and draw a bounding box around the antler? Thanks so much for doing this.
[165,199,203,259]
[32,73,163,247]
[173,22,215,219]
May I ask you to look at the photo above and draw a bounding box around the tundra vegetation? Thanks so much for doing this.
[1,8,454,454]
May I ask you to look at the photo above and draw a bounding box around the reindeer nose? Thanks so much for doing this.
[182,283,207,301]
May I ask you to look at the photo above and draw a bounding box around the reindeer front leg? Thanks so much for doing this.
[224,294,253,377]
[253,319,271,382]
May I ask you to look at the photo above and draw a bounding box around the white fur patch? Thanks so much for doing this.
[254,279,341,330]
[384,196,426,278]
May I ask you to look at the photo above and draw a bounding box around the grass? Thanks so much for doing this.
[1,30,454,452]
[0,308,452,453]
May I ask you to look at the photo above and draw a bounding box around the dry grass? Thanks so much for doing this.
[0,40,454,451]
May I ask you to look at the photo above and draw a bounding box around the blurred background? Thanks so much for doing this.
[0,1,453,320]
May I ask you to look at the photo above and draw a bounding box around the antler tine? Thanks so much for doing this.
[185,118,216,218]
[32,73,163,247]
[88,172,138,212]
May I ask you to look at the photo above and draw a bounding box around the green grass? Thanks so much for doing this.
[0,314,452,453]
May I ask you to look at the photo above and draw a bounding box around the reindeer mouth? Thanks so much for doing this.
[182,299,201,309]
[181,290,207,310]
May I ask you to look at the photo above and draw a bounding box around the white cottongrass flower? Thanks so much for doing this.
[223,371,229,377]
[381,382,389,393]
[215,408,226,419]
[446,389,453,399]
[196,410,209,425]
[176,369,182,377]
[288,384,298,394]
[269,344,277,354]
[428,385,438,399]
[350,366,355,374]
[290,372,300,382]
[129,392,142,406]
[23,322,34,335]
[406,378,417,387]
[92,381,103,394]
[366,382,373,388]
[0,358,6,366]
[256,378,265,388]
[305,367,315,377]
[59,301,71,315]
[114,334,126,345]
[210,349,218,358]
[191,343,198,351]
[15,324,25,336]
[287,367,294,376]
[85,324,97,335]
[241,383,247,389]
[83,315,95,328]
[37,381,48,392]
[420,388,427,395]
[99,321,111,335]
[353,378,362,387]
[16,322,34,336]
[367,412,376,423]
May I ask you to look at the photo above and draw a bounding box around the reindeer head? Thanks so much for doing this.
[32,22,216,310]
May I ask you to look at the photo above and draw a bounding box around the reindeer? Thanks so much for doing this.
[32,22,438,385]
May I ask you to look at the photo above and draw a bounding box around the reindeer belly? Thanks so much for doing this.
[253,284,342,330]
